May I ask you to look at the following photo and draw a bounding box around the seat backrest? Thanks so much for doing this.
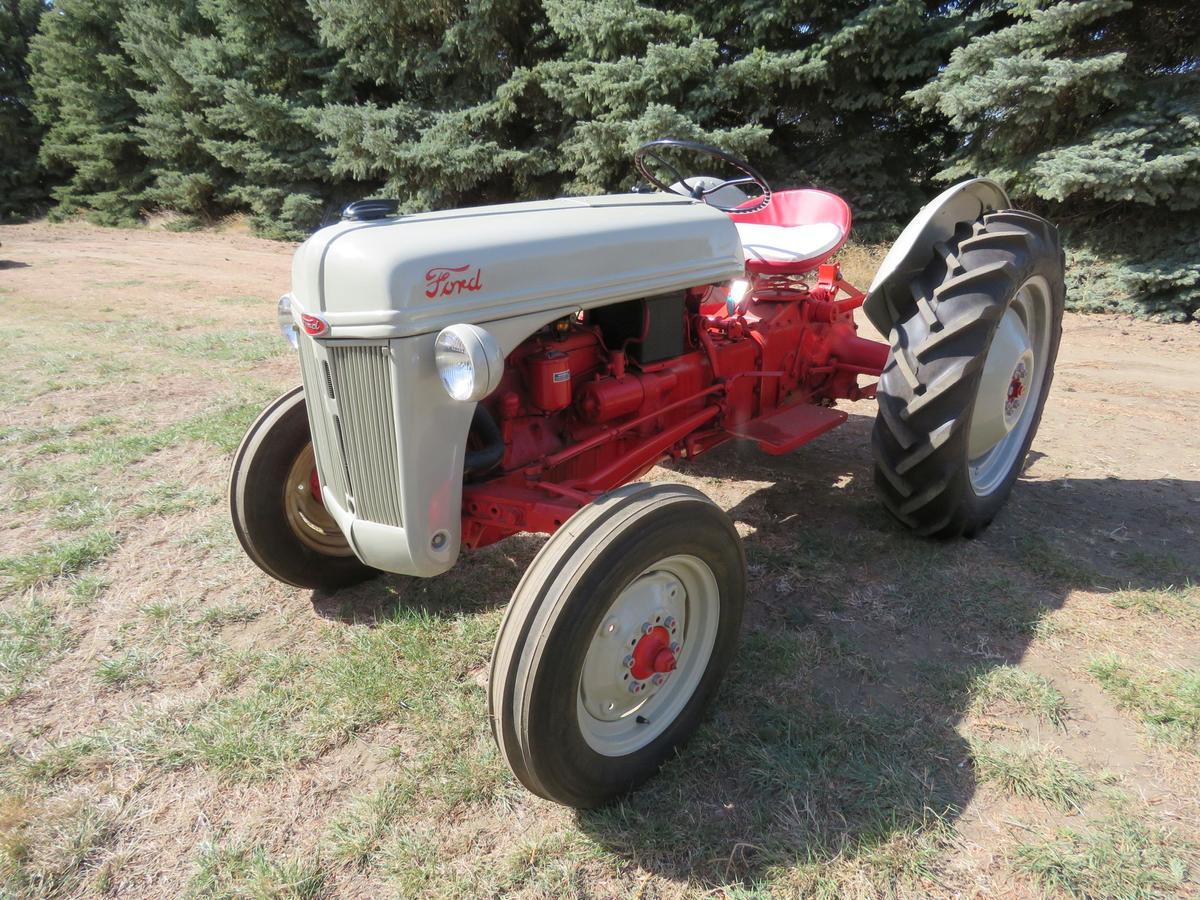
[732,188,852,274]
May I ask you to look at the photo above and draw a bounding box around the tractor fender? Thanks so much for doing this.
[863,178,1011,336]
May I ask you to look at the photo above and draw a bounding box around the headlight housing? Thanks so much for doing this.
[277,293,298,349]
[434,324,503,402]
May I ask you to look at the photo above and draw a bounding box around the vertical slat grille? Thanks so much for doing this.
[298,336,351,503]
[297,337,403,527]
[327,344,404,527]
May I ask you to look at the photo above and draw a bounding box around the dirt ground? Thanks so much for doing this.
[1,222,1198,898]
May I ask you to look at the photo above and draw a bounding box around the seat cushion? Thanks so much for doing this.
[734,222,844,264]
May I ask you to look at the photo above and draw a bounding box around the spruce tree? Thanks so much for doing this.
[27,0,149,224]
[0,0,47,218]
[121,0,347,237]
[910,0,1200,319]
[313,0,968,226]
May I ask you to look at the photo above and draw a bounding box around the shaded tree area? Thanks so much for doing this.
[0,0,47,217]
[2,0,1197,317]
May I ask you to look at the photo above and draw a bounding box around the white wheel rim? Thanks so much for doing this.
[576,554,720,757]
[968,275,1052,496]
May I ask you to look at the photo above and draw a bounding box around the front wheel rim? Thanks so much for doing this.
[576,554,721,757]
[282,444,354,556]
[967,275,1053,496]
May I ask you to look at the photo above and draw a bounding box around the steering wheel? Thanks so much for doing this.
[633,138,771,214]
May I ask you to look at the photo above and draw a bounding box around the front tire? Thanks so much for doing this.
[872,210,1065,537]
[489,483,745,808]
[230,386,376,590]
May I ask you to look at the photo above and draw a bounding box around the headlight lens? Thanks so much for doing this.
[434,324,503,401]
[277,293,298,349]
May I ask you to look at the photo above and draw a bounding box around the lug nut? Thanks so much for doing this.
[628,681,643,694]
[623,655,635,669]
[651,673,667,686]
[663,616,677,630]
[670,642,681,654]
[641,622,653,635]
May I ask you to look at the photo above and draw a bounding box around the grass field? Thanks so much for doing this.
[1,223,1198,898]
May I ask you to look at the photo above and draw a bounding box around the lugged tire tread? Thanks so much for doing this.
[871,209,1065,538]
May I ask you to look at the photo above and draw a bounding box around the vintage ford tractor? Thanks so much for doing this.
[230,140,1065,807]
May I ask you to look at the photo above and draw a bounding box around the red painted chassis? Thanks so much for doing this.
[460,262,888,550]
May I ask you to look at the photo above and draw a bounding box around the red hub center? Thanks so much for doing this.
[630,625,676,680]
[309,467,324,506]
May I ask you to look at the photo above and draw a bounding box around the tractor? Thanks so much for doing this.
[230,139,1065,808]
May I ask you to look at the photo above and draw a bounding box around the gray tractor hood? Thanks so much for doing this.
[291,193,745,340]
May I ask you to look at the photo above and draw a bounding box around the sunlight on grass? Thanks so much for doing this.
[1013,815,1191,899]
[189,840,327,899]
[0,601,71,701]
[0,790,117,897]
[1088,655,1200,754]
[970,665,1068,726]
[0,531,119,594]
[970,741,1094,810]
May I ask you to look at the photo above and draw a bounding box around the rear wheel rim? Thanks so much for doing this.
[283,444,354,556]
[968,275,1052,496]
[576,554,720,757]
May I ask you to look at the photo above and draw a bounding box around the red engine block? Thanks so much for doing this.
[460,264,888,549]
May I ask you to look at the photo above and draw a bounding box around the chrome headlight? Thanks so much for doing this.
[277,293,298,349]
[434,324,503,401]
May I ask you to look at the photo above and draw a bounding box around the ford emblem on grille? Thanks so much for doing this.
[301,313,329,337]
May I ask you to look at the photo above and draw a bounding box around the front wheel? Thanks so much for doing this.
[873,209,1065,537]
[230,386,376,590]
[489,483,745,808]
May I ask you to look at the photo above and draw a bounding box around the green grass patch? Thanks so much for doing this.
[970,741,1094,810]
[168,330,284,364]
[95,650,153,689]
[0,601,71,702]
[1107,583,1199,620]
[0,791,117,898]
[1088,655,1200,753]
[1013,814,1191,898]
[0,530,118,594]
[970,666,1068,727]
[131,482,219,519]
[189,840,327,899]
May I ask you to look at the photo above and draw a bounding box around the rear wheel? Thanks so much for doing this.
[872,210,1065,537]
[230,386,376,589]
[489,483,745,808]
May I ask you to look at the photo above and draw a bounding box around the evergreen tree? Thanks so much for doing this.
[27,0,148,224]
[0,0,47,218]
[122,0,348,237]
[910,0,1200,319]
[313,0,969,225]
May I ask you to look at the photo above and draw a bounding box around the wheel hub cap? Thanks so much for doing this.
[576,555,720,756]
[630,625,677,680]
[969,307,1034,458]
[966,277,1053,497]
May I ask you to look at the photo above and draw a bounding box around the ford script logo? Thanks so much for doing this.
[425,265,483,299]
[301,313,329,337]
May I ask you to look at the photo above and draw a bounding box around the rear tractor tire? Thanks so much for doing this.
[489,483,745,808]
[230,386,376,590]
[873,210,1065,537]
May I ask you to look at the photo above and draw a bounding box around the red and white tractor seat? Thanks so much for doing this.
[731,189,852,275]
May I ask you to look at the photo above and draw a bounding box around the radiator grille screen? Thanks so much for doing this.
[297,337,402,527]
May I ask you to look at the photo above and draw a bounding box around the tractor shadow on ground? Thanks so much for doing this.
[0,259,30,270]
[572,414,1200,885]
[306,411,1198,887]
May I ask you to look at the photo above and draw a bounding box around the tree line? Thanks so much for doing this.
[1,0,1196,318]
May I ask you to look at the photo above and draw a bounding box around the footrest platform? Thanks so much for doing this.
[726,403,847,455]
